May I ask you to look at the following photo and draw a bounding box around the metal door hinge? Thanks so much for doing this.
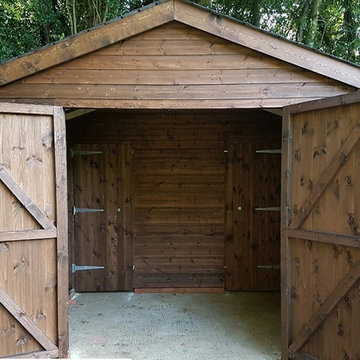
[73,206,104,215]
[72,264,104,273]
[70,149,103,157]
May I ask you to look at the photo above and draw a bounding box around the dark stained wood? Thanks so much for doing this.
[174,0,360,88]
[72,144,133,291]
[225,139,281,291]
[289,259,360,353]
[290,121,360,230]
[283,97,360,360]
[281,108,293,360]
[0,1,174,86]
[0,0,359,91]
[67,109,281,289]
[0,21,354,109]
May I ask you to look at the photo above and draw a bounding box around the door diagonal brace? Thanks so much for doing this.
[0,165,55,230]
[289,122,360,229]
[0,285,58,351]
[289,259,360,354]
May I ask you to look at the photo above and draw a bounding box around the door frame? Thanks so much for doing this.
[281,92,360,360]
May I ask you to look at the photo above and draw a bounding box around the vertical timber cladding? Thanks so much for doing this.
[282,93,360,360]
[72,143,133,291]
[67,109,281,289]
[225,139,281,291]
[0,103,68,358]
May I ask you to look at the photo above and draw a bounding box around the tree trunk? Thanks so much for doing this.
[251,1,261,27]
[303,0,322,46]
[344,0,357,61]
[297,0,309,43]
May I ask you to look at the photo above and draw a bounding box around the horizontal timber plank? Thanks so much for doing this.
[0,98,321,108]
[132,21,223,40]
[134,258,223,265]
[292,353,320,360]
[0,1,174,85]
[134,207,224,224]
[134,273,224,288]
[21,68,332,86]
[6,350,59,359]
[58,54,292,70]
[0,83,349,100]
[134,287,224,293]
[174,0,360,88]
[134,174,224,184]
[95,39,247,55]
[0,102,54,115]
[0,229,57,242]
[286,91,360,114]
[286,229,360,248]
[135,268,224,275]
[134,249,223,257]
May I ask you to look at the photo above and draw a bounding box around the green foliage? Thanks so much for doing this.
[0,0,359,64]
[0,0,68,62]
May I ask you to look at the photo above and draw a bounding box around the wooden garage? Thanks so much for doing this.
[0,0,360,359]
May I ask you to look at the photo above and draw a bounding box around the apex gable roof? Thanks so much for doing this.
[0,0,359,88]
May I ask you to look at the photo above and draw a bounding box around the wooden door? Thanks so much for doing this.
[282,93,360,360]
[72,143,133,292]
[225,140,281,291]
[0,103,68,358]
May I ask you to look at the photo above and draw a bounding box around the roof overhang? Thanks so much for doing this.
[0,0,360,88]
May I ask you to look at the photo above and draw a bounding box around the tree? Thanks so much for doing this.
[0,0,359,64]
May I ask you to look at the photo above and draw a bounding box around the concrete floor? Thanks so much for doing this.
[69,292,281,360]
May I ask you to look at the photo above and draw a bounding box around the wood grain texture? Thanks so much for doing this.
[0,0,359,91]
[283,97,360,360]
[53,107,68,358]
[0,104,65,357]
[0,1,174,85]
[0,21,354,109]
[67,109,281,289]
[174,0,360,88]
[0,286,57,351]
[225,139,281,291]
[72,144,133,291]
[0,165,55,230]
[0,229,57,242]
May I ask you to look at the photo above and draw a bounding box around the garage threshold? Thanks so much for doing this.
[69,291,280,360]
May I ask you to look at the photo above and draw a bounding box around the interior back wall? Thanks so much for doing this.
[67,109,281,289]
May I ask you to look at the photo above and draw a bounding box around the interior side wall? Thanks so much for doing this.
[67,109,281,289]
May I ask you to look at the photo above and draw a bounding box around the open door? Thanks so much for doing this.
[0,103,68,358]
[282,93,360,360]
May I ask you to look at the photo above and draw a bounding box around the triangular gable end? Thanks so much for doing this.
[0,21,356,109]
[0,0,359,89]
